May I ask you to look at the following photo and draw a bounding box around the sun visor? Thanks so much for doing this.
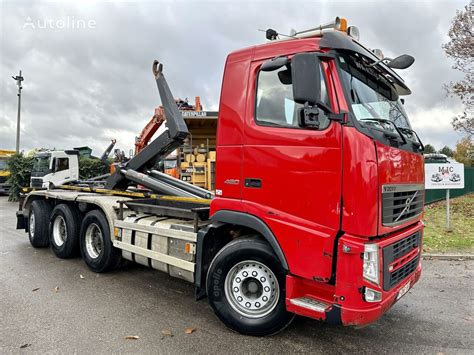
[320,31,411,95]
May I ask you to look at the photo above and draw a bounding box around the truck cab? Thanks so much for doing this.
[30,150,80,189]
[210,20,424,328]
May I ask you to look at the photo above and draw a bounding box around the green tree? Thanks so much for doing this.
[443,1,473,137]
[424,144,437,154]
[7,153,34,201]
[439,145,454,157]
[79,158,109,179]
[453,136,473,166]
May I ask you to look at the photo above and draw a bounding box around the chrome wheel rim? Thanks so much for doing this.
[224,260,279,318]
[52,215,67,247]
[85,223,103,259]
[29,212,35,237]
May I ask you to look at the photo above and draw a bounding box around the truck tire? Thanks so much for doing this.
[206,237,294,336]
[28,200,52,248]
[49,204,81,259]
[79,209,121,273]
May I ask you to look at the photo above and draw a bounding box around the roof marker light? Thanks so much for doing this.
[338,18,348,32]
[373,48,384,59]
[347,26,360,41]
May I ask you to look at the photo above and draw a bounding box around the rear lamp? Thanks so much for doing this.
[364,287,382,303]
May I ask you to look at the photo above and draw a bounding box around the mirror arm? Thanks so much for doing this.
[316,102,346,122]
[327,111,346,122]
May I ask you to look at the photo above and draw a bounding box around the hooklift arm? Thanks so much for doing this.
[106,60,190,191]
[100,139,117,164]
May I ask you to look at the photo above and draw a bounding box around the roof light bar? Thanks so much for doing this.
[290,16,348,39]
[264,17,361,42]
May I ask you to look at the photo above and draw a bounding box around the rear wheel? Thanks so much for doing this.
[206,238,294,336]
[80,210,121,273]
[49,204,81,258]
[28,200,52,248]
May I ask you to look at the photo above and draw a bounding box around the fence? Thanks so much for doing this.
[425,167,474,204]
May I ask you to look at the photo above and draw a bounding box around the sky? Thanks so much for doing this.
[0,0,468,156]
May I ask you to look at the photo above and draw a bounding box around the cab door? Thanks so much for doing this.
[242,57,343,281]
[51,154,72,185]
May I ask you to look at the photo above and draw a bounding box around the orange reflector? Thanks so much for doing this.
[185,243,191,254]
[114,227,120,238]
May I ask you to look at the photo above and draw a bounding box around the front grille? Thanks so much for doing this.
[0,176,7,184]
[392,232,419,260]
[382,184,424,226]
[31,178,42,188]
[382,231,421,291]
[388,256,419,289]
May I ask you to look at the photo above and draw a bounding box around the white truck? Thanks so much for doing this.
[30,150,80,189]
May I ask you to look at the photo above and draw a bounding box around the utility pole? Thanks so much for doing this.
[12,70,24,153]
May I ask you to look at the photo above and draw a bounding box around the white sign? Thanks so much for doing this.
[425,163,465,189]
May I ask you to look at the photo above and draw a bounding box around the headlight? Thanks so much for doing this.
[363,243,379,284]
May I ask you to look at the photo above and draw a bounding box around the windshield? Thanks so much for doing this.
[338,54,411,129]
[0,159,8,170]
[33,155,51,173]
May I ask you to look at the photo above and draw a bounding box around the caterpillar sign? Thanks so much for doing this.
[425,163,465,190]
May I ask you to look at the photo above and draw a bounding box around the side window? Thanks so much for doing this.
[255,64,330,129]
[56,158,69,172]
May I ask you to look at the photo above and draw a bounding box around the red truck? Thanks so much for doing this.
[17,17,425,336]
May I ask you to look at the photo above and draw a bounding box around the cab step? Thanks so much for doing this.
[289,297,331,313]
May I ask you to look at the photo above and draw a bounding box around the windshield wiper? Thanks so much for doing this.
[359,118,407,145]
[398,127,425,151]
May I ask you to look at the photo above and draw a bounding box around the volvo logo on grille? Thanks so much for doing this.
[394,191,418,222]
[405,198,411,212]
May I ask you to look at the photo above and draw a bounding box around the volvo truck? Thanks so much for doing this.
[30,150,80,189]
[17,17,425,336]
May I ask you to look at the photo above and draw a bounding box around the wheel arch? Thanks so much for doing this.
[195,210,289,299]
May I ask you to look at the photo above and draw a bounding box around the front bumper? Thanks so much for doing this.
[339,262,421,326]
[286,221,423,326]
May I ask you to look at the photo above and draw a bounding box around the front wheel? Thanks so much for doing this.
[206,238,294,336]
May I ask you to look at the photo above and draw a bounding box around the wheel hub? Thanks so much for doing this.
[29,212,35,237]
[52,215,67,247]
[225,260,279,318]
[85,223,103,259]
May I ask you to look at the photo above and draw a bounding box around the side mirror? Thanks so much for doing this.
[291,53,320,105]
[387,54,414,69]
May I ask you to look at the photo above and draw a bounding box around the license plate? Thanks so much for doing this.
[396,281,411,300]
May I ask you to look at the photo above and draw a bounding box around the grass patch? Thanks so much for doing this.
[423,193,474,253]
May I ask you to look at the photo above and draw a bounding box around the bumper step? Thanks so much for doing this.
[289,297,331,313]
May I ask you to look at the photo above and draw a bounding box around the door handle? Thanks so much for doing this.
[244,178,262,188]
